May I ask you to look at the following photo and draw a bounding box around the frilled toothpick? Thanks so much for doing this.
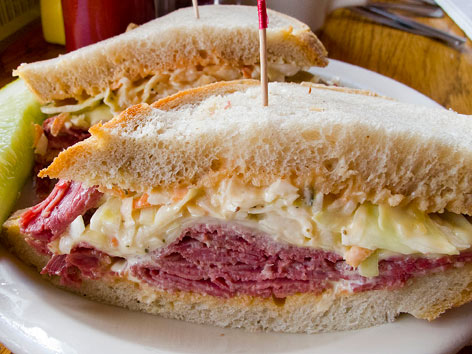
[257,0,268,106]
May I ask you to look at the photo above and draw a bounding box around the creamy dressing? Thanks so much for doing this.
[49,178,472,277]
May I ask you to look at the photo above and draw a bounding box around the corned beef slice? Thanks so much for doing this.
[42,244,115,286]
[33,117,91,198]
[19,180,102,244]
[132,223,472,298]
[42,116,91,151]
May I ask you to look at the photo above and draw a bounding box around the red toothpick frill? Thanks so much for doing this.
[257,0,268,29]
[257,0,268,106]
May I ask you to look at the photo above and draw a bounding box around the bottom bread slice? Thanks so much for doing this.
[3,212,472,334]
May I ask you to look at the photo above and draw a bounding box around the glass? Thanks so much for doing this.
[61,0,155,51]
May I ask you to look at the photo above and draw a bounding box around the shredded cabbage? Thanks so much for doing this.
[41,93,104,114]
[39,62,303,131]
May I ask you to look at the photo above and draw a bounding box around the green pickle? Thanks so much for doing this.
[0,79,45,224]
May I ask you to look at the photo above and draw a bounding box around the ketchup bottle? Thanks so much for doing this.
[61,0,155,52]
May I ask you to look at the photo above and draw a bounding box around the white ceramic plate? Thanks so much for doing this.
[1,59,471,354]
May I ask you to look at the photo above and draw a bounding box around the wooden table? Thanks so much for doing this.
[318,6,472,114]
[1,4,472,354]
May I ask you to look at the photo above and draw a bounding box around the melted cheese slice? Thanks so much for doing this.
[49,178,472,277]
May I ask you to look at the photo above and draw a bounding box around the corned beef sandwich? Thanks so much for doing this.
[3,80,472,333]
[14,5,327,196]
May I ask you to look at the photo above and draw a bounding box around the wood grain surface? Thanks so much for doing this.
[0,19,65,88]
[318,7,472,114]
[0,345,11,354]
[1,2,472,354]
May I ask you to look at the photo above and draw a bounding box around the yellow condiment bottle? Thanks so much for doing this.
[40,0,65,45]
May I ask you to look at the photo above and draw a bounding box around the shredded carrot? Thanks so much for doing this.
[32,123,48,156]
[50,112,69,137]
[241,66,253,79]
[111,237,119,247]
[308,87,312,94]
[344,246,374,268]
[224,100,231,109]
[133,193,152,209]
[172,188,188,202]
[102,186,129,198]
[32,124,44,147]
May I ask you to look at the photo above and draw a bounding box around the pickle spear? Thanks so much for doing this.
[0,79,45,224]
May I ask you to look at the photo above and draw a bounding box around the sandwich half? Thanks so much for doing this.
[15,5,327,194]
[3,80,472,333]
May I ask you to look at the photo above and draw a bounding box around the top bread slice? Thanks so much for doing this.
[41,80,472,215]
[14,5,327,103]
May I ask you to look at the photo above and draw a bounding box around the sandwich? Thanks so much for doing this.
[14,4,327,194]
[3,80,472,333]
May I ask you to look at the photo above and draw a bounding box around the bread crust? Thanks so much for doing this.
[40,80,472,215]
[15,6,328,103]
[3,211,472,333]
[36,79,382,179]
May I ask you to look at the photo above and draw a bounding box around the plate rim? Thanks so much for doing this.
[309,59,443,109]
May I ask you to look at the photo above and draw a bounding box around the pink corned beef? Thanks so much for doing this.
[42,116,91,151]
[131,223,472,298]
[34,118,92,198]
[19,180,102,250]
[42,244,115,286]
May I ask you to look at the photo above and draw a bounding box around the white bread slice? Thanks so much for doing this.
[3,210,472,333]
[14,5,327,103]
[41,80,472,215]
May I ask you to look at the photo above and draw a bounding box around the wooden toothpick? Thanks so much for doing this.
[257,0,268,106]
[192,0,200,19]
